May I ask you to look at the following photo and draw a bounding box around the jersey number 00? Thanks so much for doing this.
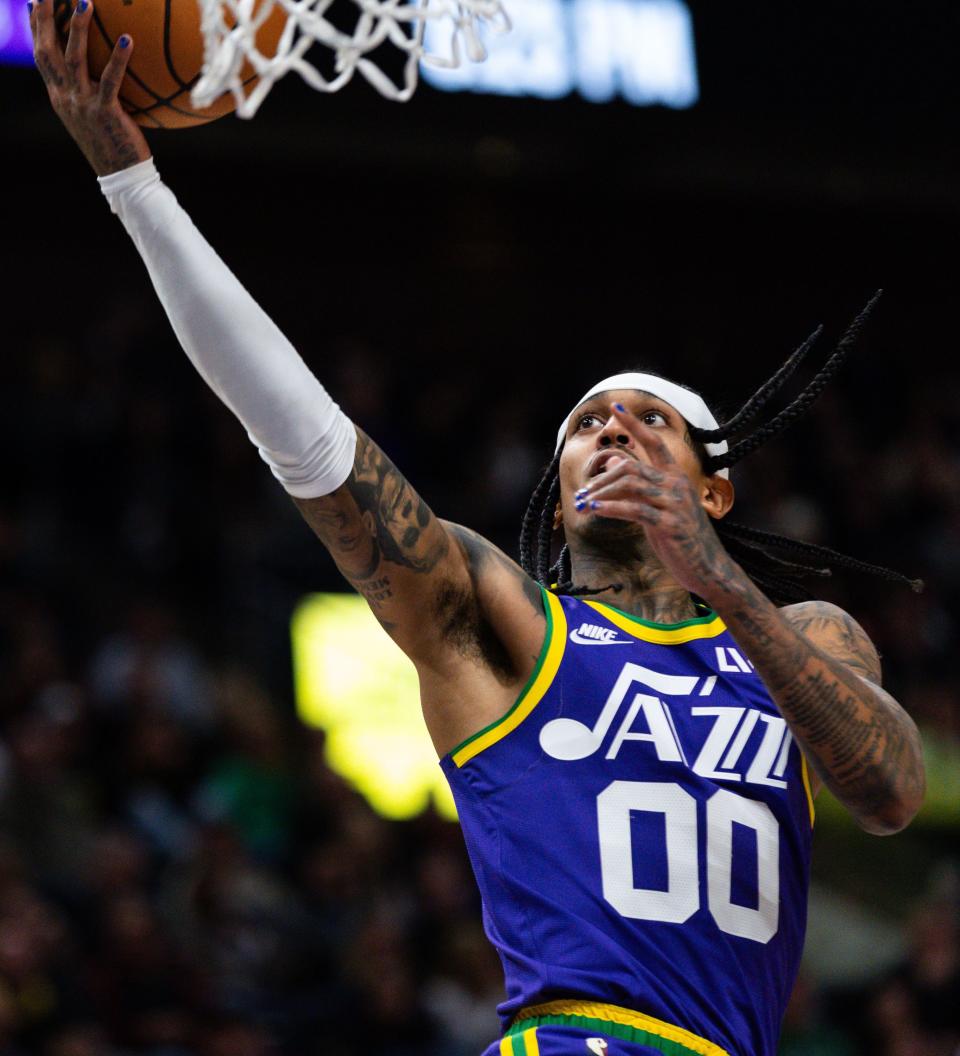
[596,781,780,944]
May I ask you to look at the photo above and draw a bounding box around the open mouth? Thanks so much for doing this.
[586,450,634,480]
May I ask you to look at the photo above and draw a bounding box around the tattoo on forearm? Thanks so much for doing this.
[721,586,923,830]
[94,114,142,173]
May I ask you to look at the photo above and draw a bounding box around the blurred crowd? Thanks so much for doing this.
[0,284,957,1056]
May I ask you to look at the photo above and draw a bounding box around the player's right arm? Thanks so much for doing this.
[32,0,548,755]
[290,431,546,664]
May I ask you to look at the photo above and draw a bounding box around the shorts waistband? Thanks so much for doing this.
[507,1000,731,1056]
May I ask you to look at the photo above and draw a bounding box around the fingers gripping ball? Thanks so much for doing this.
[53,0,286,128]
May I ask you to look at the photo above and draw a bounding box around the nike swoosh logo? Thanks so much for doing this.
[569,631,632,645]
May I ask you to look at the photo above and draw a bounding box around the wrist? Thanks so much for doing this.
[98,155,157,192]
[695,557,757,616]
[83,113,152,177]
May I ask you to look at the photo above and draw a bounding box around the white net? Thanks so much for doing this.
[191,0,512,116]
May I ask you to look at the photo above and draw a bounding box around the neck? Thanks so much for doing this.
[568,536,702,624]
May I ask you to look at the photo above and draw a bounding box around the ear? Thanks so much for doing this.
[553,502,563,530]
[700,475,735,520]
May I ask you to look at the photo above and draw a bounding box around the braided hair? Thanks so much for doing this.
[519,291,924,606]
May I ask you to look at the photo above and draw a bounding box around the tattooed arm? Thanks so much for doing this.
[295,429,547,751]
[581,404,924,836]
[708,587,925,835]
[31,0,545,756]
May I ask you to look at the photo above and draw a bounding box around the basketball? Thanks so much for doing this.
[53,0,286,128]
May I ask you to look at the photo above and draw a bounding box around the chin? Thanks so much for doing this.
[576,515,644,546]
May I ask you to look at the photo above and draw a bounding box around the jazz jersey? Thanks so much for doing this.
[439,590,816,1056]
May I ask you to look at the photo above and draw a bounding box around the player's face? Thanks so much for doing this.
[557,388,713,539]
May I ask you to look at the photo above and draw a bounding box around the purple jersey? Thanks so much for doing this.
[440,589,815,1056]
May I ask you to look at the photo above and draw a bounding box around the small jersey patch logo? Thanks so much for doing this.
[586,1039,609,1056]
[569,622,631,645]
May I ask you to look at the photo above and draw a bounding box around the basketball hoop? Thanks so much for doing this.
[191,0,511,116]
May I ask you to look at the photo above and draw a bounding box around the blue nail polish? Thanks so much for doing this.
[614,403,626,413]
[76,0,87,12]
[119,33,129,46]
[27,1,32,10]
[574,500,586,512]
[590,500,601,510]
[575,488,587,498]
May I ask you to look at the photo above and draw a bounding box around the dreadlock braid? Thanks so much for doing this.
[519,448,919,606]
[705,291,882,473]
[718,521,924,592]
[689,324,823,443]
[715,528,828,606]
[520,290,922,607]
[535,473,562,584]
[519,449,561,575]
[716,527,832,580]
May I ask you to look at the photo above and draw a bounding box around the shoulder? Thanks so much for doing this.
[779,600,882,684]
[435,520,547,663]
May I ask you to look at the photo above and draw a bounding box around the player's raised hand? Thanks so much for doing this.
[29,0,151,176]
[574,402,737,596]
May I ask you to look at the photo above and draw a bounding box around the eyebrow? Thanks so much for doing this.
[572,392,675,419]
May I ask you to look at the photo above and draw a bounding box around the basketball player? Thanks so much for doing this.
[30,7,925,1056]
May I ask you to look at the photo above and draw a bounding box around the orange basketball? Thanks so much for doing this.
[54,0,286,128]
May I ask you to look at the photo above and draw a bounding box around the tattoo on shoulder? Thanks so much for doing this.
[431,524,543,679]
[445,523,543,616]
[783,601,882,684]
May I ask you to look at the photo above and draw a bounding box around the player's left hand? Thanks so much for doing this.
[575,402,737,597]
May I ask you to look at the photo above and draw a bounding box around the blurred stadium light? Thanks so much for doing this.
[0,0,31,64]
[2,0,698,107]
[422,0,698,106]
[292,592,458,821]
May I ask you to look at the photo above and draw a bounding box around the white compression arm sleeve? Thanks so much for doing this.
[98,158,356,499]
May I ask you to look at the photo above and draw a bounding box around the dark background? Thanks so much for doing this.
[0,3,957,1055]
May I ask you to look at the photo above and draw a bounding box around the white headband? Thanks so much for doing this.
[556,372,730,479]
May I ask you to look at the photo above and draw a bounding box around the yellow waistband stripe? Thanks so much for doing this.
[452,588,566,767]
[500,1027,540,1056]
[511,999,730,1056]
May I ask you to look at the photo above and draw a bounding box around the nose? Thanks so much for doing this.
[598,414,633,448]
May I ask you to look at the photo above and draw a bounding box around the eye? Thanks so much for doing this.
[641,410,668,427]
[575,412,604,431]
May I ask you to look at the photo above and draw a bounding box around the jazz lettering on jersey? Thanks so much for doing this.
[539,659,792,789]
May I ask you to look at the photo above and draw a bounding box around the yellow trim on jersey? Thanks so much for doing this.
[499,1029,541,1056]
[513,1000,730,1056]
[583,601,727,644]
[800,754,816,826]
[451,589,567,768]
